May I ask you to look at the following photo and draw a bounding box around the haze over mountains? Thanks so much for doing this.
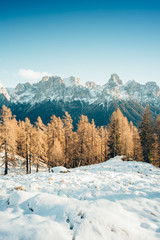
[1,74,160,127]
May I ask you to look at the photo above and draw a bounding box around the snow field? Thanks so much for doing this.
[0,156,160,240]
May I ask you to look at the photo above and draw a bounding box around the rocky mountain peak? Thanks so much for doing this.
[108,74,123,86]
[41,76,50,82]
[4,73,160,108]
[14,82,33,95]
[85,81,97,89]
[145,81,158,89]
[63,76,82,87]
[0,82,10,101]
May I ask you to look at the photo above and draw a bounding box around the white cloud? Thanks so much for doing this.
[18,69,50,81]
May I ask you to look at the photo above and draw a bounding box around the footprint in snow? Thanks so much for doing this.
[110,225,116,233]
[140,222,151,229]
[77,211,85,219]
[66,217,74,230]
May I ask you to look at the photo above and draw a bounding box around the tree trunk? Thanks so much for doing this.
[29,134,32,173]
[4,142,8,175]
[64,136,68,167]
[36,162,39,172]
[26,143,29,174]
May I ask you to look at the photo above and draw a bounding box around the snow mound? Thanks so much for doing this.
[50,166,70,173]
[0,156,160,240]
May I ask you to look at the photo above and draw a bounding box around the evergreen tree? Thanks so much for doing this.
[139,105,153,163]
[150,133,160,167]
[154,114,160,137]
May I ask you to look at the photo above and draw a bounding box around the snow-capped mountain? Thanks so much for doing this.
[0,83,11,107]
[0,74,160,126]
[10,73,160,106]
[0,83,10,101]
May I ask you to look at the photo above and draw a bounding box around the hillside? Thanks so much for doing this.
[0,157,160,240]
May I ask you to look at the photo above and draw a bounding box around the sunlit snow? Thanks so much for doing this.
[0,156,160,240]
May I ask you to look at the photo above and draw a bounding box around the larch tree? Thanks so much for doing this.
[104,127,109,161]
[87,119,96,165]
[99,126,107,162]
[132,125,144,162]
[90,119,102,164]
[52,138,64,166]
[63,112,73,167]
[47,115,65,169]
[17,120,26,159]
[69,131,79,168]
[0,106,17,175]
[121,117,134,160]
[77,115,90,166]
[32,116,47,172]
[108,109,122,158]
[24,118,33,174]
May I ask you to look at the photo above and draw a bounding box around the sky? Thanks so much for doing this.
[0,0,160,88]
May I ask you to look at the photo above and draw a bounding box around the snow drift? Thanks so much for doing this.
[0,156,160,240]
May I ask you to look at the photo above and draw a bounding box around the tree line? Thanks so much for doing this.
[0,104,159,175]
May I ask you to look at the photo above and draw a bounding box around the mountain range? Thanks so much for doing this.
[1,74,160,127]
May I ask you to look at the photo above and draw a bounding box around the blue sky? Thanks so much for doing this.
[0,0,160,87]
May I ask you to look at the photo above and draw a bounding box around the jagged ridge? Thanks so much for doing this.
[9,73,160,106]
[0,74,160,127]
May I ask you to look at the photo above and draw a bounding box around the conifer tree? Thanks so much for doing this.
[132,125,144,162]
[52,138,64,166]
[88,119,97,164]
[24,118,33,174]
[32,116,47,172]
[150,133,160,167]
[0,106,17,175]
[69,131,79,167]
[47,115,65,169]
[121,117,134,160]
[17,120,26,159]
[77,115,90,166]
[63,112,73,167]
[154,114,160,165]
[139,105,153,163]
[99,126,106,162]
[108,109,121,158]
[154,114,160,137]
[103,127,109,160]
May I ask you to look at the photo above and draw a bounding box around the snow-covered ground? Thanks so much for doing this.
[0,156,160,240]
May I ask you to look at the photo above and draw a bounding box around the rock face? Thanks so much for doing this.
[0,83,10,107]
[0,74,160,127]
[10,73,160,106]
